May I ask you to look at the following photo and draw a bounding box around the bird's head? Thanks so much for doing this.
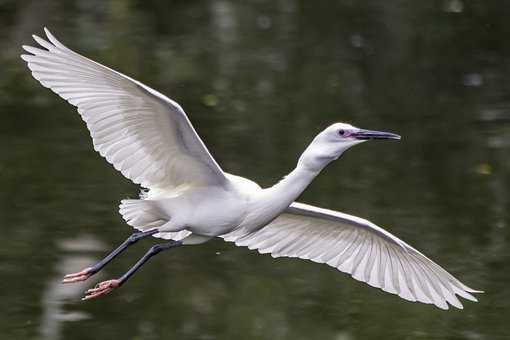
[298,122,401,171]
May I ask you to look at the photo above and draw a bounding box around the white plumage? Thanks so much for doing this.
[22,28,482,308]
[22,28,226,191]
[223,202,479,309]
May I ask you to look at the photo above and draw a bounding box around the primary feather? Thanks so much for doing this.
[223,202,482,310]
[21,27,226,191]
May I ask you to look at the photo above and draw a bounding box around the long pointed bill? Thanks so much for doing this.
[351,129,401,140]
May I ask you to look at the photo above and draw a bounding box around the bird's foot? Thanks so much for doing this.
[82,279,121,301]
[62,267,95,283]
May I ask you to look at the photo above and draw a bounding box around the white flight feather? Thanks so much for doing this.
[21,27,227,191]
[222,202,482,310]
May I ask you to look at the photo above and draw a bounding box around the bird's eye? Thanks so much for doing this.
[338,129,345,136]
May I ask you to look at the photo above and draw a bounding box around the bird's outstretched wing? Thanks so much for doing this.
[21,28,227,190]
[222,202,482,310]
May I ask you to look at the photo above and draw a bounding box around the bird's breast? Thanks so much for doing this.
[181,186,250,236]
[231,191,293,235]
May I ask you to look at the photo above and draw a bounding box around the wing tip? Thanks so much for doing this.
[43,26,66,49]
[467,288,484,294]
[44,26,52,38]
[21,45,33,53]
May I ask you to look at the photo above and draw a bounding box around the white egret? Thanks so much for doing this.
[21,28,482,309]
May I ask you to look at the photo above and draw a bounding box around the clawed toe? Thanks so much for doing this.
[82,279,120,300]
[62,267,94,283]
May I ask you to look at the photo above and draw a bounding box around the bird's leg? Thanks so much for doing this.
[82,240,182,300]
[62,229,159,283]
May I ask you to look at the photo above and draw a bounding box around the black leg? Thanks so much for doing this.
[118,240,182,285]
[62,229,159,283]
[82,240,182,300]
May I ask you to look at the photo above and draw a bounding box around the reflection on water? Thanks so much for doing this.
[1,1,510,339]
[39,236,106,340]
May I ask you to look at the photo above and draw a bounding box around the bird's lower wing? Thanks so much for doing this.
[222,202,482,310]
[21,28,227,190]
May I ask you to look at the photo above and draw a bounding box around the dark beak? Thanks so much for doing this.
[351,129,401,140]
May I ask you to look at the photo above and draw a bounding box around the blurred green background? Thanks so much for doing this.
[1,0,509,339]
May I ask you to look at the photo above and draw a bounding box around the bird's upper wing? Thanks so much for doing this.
[222,202,482,310]
[21,28,227,190]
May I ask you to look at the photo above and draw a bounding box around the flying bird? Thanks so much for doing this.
[21,28,482,309]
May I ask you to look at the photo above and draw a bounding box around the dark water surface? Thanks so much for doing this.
[1,1,510,339]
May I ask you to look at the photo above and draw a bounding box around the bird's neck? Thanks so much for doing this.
[253,144,334,224]
[264,142,336,207]
[264,162,323,211]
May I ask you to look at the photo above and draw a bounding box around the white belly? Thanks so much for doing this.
[184,187,248,236]
[153,182,256,236]
[140,174,262,237]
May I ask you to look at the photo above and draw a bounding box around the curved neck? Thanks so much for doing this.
[263,141,336,207]
[253,140,341,226]
[246,146,333,229]
[263,163,322,210]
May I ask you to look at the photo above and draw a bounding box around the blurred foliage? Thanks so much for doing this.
[0,0,509,339]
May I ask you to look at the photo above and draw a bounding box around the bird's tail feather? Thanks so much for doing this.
[119,199,166,231]
[119,199,191,241]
